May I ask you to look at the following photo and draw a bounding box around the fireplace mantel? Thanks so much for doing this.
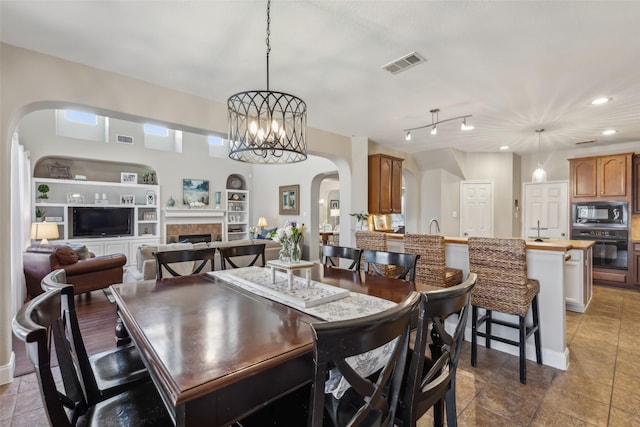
[163,208,225,219]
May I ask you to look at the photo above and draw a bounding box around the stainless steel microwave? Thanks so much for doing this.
[572,201,628,228]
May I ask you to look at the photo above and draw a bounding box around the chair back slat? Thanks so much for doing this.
[153,247,216,278]
[322,245,362,271]
[363,249,419,282]
[219,244,266,270]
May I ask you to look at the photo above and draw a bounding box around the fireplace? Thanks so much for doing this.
[178,234,212,244]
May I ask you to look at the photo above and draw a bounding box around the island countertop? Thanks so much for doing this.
[384,233,594,251]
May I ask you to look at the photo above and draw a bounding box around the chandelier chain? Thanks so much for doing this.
[266,0,271,90]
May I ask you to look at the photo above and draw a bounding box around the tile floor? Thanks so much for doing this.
[2,285,640,426]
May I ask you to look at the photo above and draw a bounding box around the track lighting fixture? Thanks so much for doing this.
[403,108,473,138]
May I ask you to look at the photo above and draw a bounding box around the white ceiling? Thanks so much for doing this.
[2,0,640,156]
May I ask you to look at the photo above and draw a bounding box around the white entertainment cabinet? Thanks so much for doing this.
[33,178,161,266]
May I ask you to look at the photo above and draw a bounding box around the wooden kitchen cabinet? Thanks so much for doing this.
[570,153,633,200]
[368,154,403,214]
[634,154,640,213]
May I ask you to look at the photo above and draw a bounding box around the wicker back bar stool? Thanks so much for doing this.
[355,231,405,278]
[467,237,542,384]
[404,233,463,288]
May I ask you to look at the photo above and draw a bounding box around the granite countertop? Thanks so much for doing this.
[384,233,595,251]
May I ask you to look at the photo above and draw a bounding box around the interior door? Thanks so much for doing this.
[460,181,493,237]
[523,181,568,239]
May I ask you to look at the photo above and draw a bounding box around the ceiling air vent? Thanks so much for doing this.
[117,134,134,144]
[382,51,426,74]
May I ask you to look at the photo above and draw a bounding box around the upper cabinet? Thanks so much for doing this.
[569,153,633,200]
[368,154,403,214]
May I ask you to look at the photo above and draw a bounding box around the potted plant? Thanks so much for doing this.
[349,212,369,230]
[35,208,46,222]
[37,184,50,200]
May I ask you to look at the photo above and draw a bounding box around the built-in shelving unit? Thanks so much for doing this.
[33,177,161,265]
[225,189,249,241]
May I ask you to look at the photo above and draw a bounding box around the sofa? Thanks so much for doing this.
[126,239,282,282]
[23,244,127,299]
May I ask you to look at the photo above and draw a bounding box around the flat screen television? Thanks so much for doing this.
[72,207,134,238]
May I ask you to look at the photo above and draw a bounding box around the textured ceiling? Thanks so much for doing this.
[2,0,640,155]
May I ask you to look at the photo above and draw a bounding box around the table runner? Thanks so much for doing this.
[209,267,397,398]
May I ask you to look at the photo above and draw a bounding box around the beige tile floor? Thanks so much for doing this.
[2,285,640,426]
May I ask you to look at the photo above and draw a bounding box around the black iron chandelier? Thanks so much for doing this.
[227,0,307,164]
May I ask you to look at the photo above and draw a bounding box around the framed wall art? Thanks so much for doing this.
[330,200,339,209]
[279,185,300,215]
[121,172,138,183]
[48,163,71,179]
[183,179,209,205]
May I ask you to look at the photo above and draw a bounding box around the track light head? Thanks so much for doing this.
[405,131,412,141]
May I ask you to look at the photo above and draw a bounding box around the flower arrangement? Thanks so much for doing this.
[285,221,306,245]
[269,221,306,262]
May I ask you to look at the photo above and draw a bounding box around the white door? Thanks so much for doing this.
[523,181,568,239]
[460,181,493,237]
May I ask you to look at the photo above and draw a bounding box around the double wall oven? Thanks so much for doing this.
[571,201,629,270]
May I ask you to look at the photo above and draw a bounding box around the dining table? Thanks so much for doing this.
[110,264,441,426]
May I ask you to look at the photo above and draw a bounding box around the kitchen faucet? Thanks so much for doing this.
[429,218,440,234]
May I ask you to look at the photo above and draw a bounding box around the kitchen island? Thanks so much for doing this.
[386,234,594,371]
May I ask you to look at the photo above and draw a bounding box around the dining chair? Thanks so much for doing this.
[468,237,542,384]
[321,244,362,271]
[12,287,173,426]
[40,269,149,405]
[363,249,420,282]
[404,233,463,287]
[219,243,266,269]
[236,291,422,427]
[396,273,477,427]
[153,247,216,278]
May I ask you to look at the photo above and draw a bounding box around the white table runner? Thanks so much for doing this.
[209,267,397,398]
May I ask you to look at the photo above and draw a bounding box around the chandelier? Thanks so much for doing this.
[227,0,307,164]
[404,108,473,141]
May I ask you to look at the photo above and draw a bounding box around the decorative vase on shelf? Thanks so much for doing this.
[290,240,302,263]
[166,196,175,207]
[279,240,290,262]
[215,192,222,209]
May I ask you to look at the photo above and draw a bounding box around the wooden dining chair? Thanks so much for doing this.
[363,249,420,282]
[219,243,266,269]
[40,269,149,405]
[237,291,422,427]
[396,273,477,427]
[321,245,362,271]
[153,247,216,278]
[12,287,173,426]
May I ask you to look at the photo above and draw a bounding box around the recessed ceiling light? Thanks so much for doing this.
[500,146,509,150]
[591,97,612,105]
[602,129,617,135]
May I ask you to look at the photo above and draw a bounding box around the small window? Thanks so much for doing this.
[143,124,169,137]
[208,135,224,146]
[64,110,98,125]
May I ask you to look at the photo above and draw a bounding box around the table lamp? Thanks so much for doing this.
[257,216,268,231]
[31,222,59,244]
[330,208,340,228]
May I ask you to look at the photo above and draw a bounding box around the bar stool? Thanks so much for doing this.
[404,233,463,287]
[355,231,404,278]
[467,237,542,384]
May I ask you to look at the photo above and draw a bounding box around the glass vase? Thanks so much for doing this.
[279,239,290,262]
[290,240,301,263]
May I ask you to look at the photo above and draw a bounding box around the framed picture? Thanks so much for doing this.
[145,190,156,205]
[330,200,339,209]
[48,163,71,179]
[66,193,84,204]
[183,179,209,205]
[121,172,138,183]
[279,185,300,215]
[120,195,135,205]
[373,214,388,231]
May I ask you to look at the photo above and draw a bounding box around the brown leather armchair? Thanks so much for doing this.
[23,244,126,299]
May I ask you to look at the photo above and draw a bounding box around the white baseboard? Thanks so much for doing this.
[0,352,15,385]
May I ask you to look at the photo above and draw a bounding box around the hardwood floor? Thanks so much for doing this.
[3,285,640,426]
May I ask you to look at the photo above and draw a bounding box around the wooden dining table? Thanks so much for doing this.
[111,265,440,426]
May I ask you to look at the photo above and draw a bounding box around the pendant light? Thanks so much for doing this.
[532,129,547,182]
[227,0,307,164]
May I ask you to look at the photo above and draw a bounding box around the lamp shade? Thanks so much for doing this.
[330,209,340,217]
[257,217,268,229]
[31,222,59,244]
